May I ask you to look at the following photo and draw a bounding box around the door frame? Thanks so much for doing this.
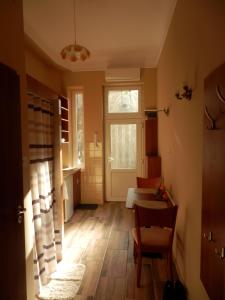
[105,118,145,201]
[103,84,146,202]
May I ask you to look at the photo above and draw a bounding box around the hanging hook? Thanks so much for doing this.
[216,85,225,105]
[204,105,216,130]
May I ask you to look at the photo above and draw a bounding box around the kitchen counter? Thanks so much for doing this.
[63,167,81,178]
[63,167,81,221]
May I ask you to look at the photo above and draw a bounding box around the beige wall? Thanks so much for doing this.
[25,47,62,94]
[0,1,34,299]
[62,71,105,204]
[157,0,225,299]
[62,71,105,143]
[62,69,156,203]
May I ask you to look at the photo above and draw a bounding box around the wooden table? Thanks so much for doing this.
[126,187,167,208]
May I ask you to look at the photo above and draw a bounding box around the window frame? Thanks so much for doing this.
[104,84,144,120]
[68,87,85,169]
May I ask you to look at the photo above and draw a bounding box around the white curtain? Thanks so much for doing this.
[28,93,61,295]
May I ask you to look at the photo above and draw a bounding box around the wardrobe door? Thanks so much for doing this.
[201,62,225,300]
[0,63,27,299]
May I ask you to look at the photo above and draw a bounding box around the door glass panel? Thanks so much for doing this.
[110,124,136,169]
[108,89,139,113]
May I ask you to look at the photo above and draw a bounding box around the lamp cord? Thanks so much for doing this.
[73,0,77,44]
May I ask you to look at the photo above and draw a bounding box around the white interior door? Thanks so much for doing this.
[105,119,144,201]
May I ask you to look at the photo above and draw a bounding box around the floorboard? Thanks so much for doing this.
[63,202,176,300]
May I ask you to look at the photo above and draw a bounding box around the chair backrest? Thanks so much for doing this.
[161,190,173,206]
[136,176,162,189]
[134,204,178,229]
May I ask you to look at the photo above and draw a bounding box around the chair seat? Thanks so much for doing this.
[132,227,172,251]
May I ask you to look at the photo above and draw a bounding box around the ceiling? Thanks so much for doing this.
[23,0,177,72]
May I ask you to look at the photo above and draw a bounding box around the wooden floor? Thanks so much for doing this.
[64,202,174,300]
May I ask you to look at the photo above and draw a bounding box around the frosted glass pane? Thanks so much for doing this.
[108,90,139,113]
[110,124,136,169]
[75,92,84,166]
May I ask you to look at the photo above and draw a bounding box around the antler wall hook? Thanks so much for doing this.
[204,105,216,130]
[204,85,225,130]
[216,85,225,105]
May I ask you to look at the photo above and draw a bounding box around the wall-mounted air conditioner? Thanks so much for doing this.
[105,68,140,82]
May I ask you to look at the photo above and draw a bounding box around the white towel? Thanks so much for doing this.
[63,180,69,201]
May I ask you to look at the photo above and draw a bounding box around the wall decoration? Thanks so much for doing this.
[175,84,192,100]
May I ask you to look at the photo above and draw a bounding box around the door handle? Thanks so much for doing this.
[203,231,213,241]
[207,231,212,241]
[17,205,26,224]
[108,156,114,162]
[215,247,225,260]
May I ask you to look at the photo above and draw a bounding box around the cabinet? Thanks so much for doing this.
[145,117,158,155]
[73,169,81,208]
[145,115,161,178]
[201,62,225,300]
[63,168,81,222]
[60,95,69,143]
[147,156,161,178]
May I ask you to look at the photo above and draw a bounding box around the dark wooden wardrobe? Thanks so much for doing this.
[145,115,161,178]
[201,62,225,300]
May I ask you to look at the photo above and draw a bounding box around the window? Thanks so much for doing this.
[108,89,139,113]
[105,86,142,118]
[71,89,85,167]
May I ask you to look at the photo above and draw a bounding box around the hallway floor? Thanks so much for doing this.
[64,202,174,300]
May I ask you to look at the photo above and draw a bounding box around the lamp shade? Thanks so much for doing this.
[61,44,90,62]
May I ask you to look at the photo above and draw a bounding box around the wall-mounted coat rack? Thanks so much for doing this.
[144,107,169,118]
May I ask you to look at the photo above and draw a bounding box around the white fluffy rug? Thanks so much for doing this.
[38,263,86,300]
[38,280,80,300]
[49,263,86,281]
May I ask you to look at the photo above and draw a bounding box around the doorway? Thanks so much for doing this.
[104,86,145,201]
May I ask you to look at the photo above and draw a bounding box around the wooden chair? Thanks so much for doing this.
[132,203,178,287]
[136,176,162,189]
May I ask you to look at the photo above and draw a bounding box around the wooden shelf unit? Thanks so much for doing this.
[145,115,161,178]
[147,156,161,178]
[59,95,69,143]
[145,117,158,156]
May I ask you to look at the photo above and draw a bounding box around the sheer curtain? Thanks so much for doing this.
[28,93,61,294]
[111,124,136,169]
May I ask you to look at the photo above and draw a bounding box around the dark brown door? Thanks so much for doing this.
[201,62,225,300]
[0,63,27,299]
